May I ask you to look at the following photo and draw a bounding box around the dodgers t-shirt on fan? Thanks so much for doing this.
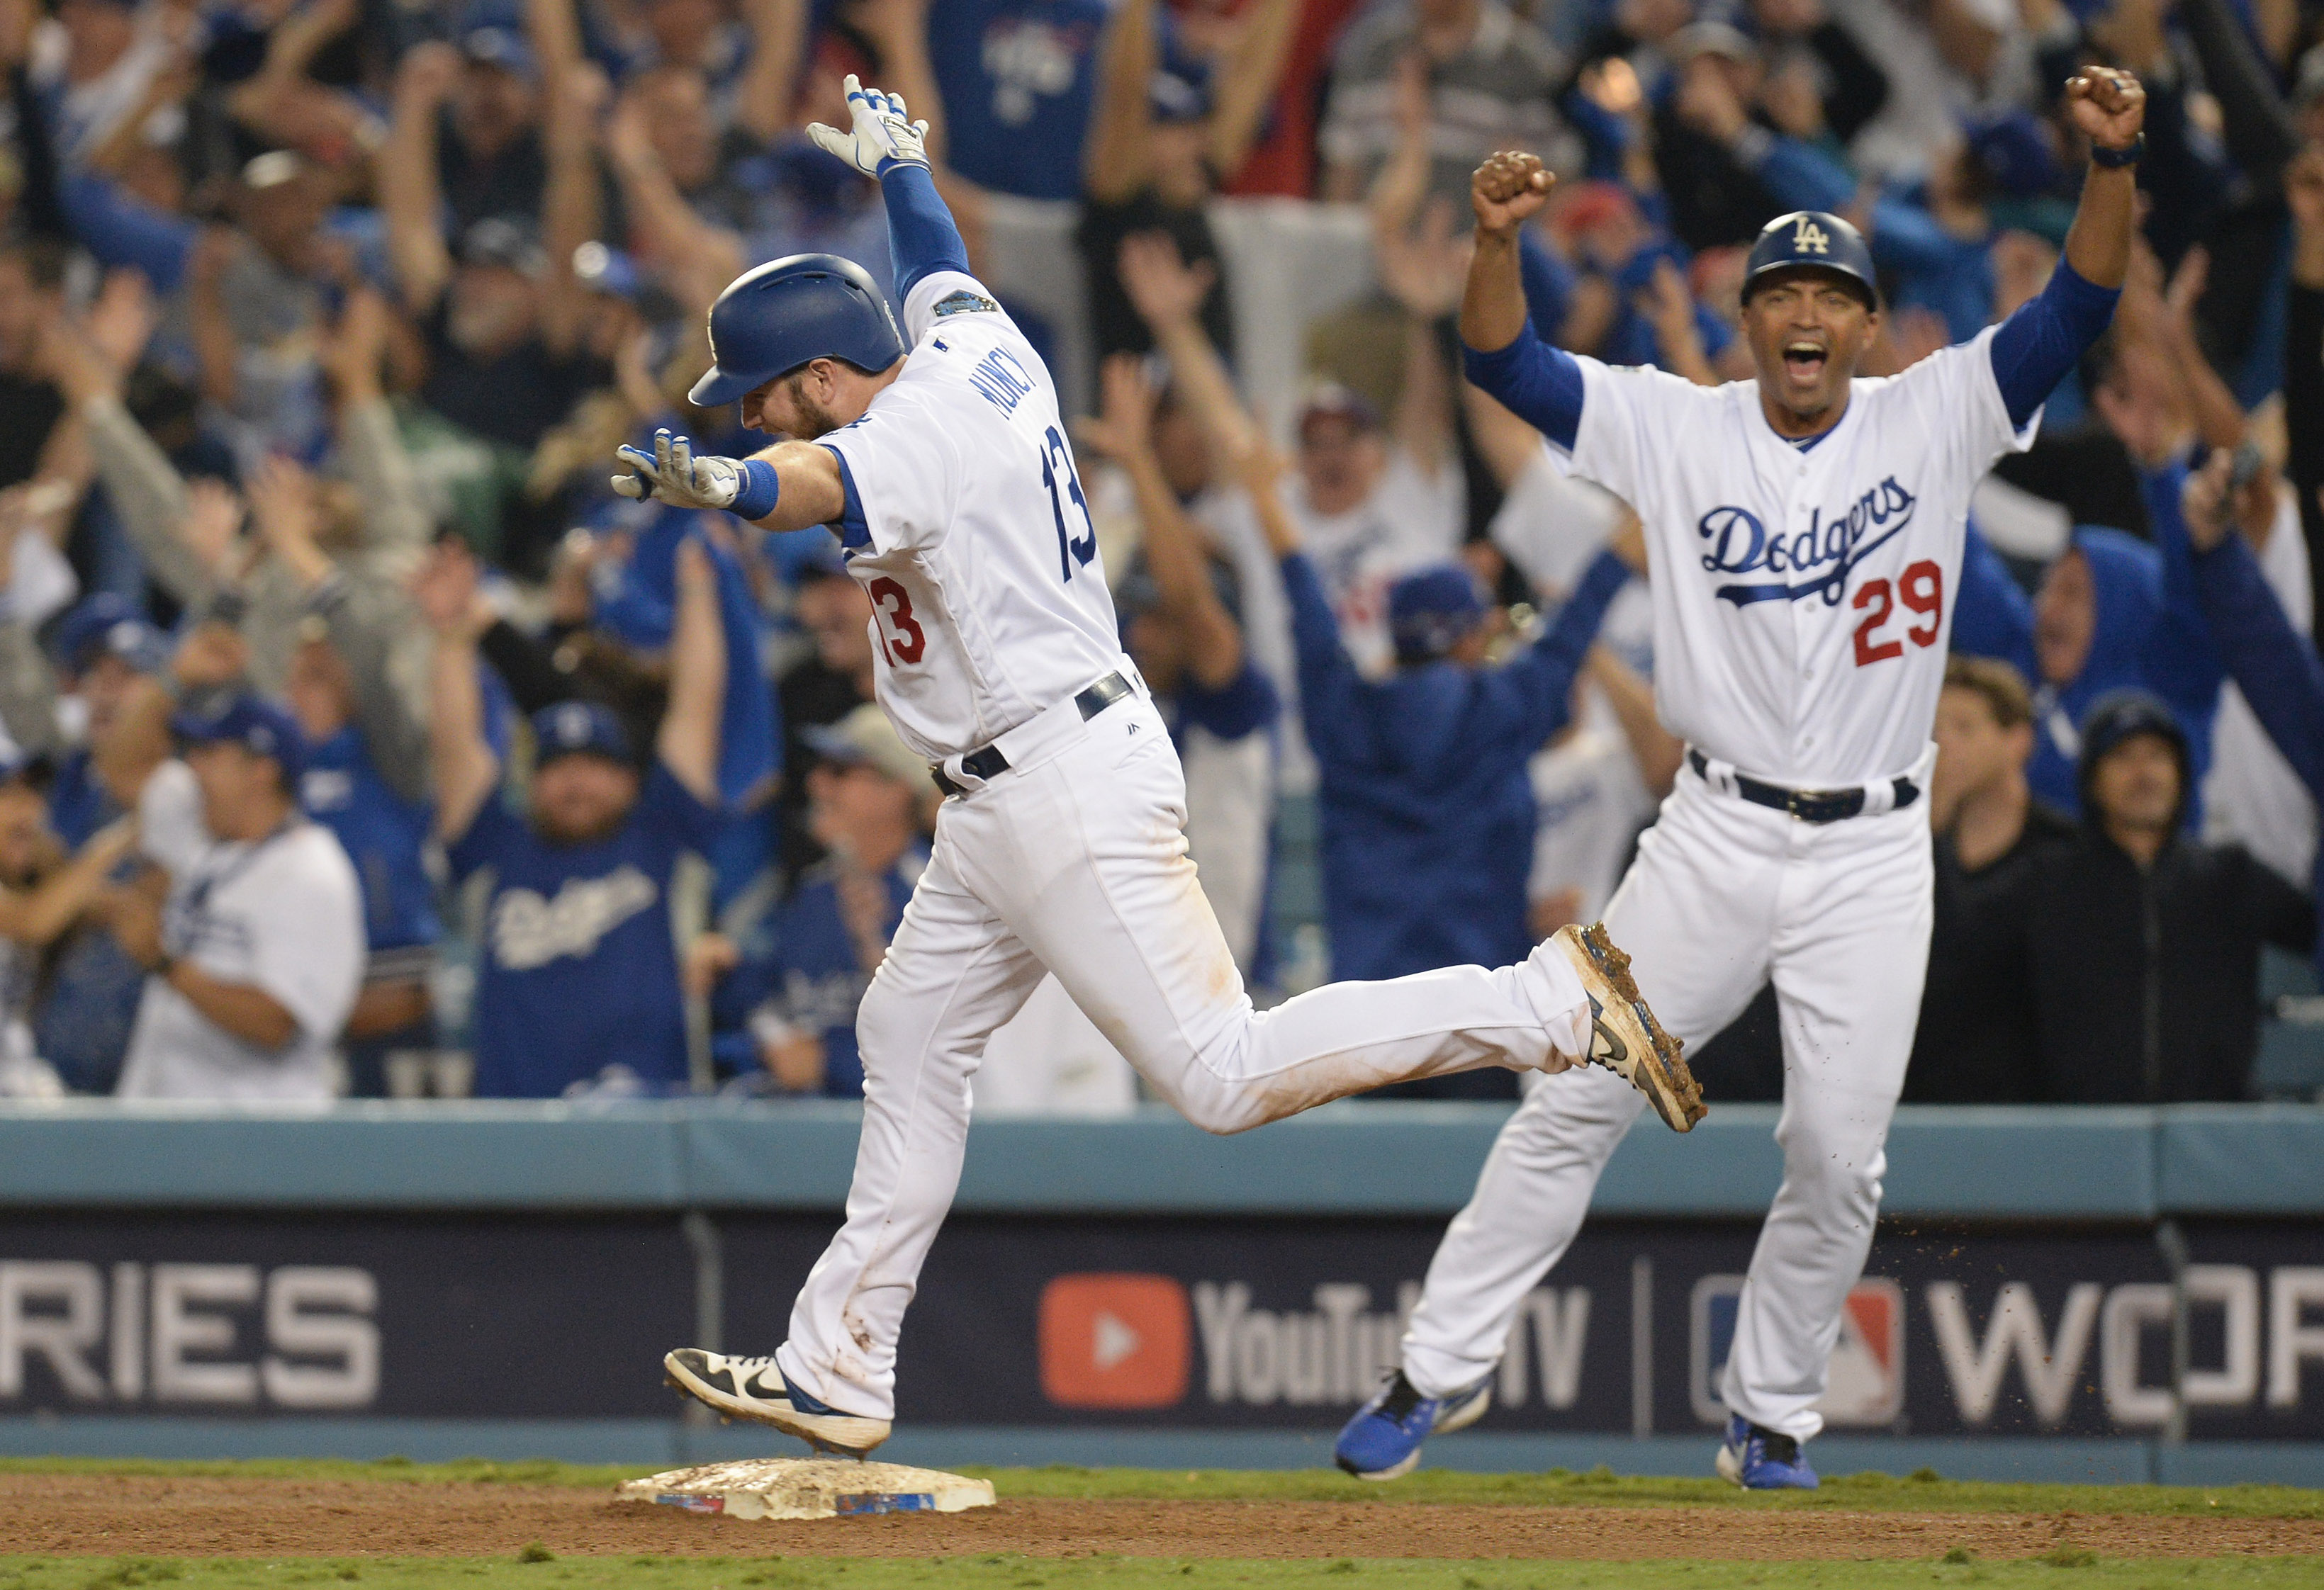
[447,763,723,1098]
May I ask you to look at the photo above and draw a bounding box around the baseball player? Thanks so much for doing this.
[608,77,1699,1457]
[1335,71,2148,1489]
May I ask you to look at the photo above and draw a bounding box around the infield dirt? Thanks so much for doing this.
[6,1470,2324,1562]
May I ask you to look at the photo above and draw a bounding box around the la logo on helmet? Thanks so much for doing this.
[1792,217,1831,254]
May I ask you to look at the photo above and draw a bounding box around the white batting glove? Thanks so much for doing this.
[613,429,743,511]
[806,74,931,179]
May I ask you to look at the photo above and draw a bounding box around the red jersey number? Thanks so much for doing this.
[1851,559,1943,667]
[868,576,926,666]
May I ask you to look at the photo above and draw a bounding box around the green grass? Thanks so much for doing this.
[4,1460,2319,1520]
[0,1560,2320,1589]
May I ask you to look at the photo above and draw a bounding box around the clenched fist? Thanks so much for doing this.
[1472,151,1555,240]
[2064,67,2145,156]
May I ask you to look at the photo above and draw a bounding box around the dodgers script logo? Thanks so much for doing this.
[1698,476,1916,607]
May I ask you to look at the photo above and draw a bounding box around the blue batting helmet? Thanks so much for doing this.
[690,254,906,409]
[1741,211,1878,310]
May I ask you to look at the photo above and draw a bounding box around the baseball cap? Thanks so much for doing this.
[461,23,538,81]
[460,216,547,276]
[1296,380,1381,441]
[2296,44,2324,108]
[172,693,308,785]
[572,240,642,300]
[1671,21,1759,64]
[1962,109,2060,199]
[531,699,634,769]
[2075,687,2189,820]
[54,594,167,677]
[1389,564,1488,664]
[241,150,310,192]
[801,704,928,789]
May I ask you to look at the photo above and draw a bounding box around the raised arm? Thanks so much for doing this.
[1375,197,1467,475]
[1077,354,1243,689]
[2182,452,2324,794]
[383,43,459,317]
[411,540,500,842]
[1983,71,2144,431]
[0,819,137,947]
[732,0,809,149]
[1206,0,1299,180]
[537,62,610,359]
[809,76,967,300]
[656,539,726,802]
[605,84,745,311]
[1118,230,1262,466]
[1083,0,1157,205]
[1459,152,1584,449]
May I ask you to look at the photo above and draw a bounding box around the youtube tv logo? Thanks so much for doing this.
[1038,1273,1191,1409]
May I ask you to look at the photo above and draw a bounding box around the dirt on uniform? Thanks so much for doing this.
[4,1472,2321,1560]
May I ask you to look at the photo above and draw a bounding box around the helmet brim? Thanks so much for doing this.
[1741,261,1878,312]
[688,363,767,409]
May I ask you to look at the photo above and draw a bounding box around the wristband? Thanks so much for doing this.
[2090,132,2144,169]
[730,458,783,520]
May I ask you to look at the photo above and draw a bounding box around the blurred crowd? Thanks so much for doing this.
[0,0,2314,1108]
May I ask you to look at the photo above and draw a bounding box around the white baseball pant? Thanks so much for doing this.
[778,677,1594,1419]
[1399,756,1934,1442]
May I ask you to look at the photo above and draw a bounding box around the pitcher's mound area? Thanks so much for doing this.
[4,1469,2323,1560]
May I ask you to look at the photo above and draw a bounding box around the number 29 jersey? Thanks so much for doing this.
[819,269,1122,763]
[1554,324,2036,789]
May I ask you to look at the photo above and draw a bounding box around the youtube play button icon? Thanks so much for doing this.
[1037,1273,1192,1409]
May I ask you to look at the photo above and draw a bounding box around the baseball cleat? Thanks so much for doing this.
[1552,922,1705,1132]
[663,1348,891,1458]
[1716,1414,1820,1489]
[1332,1369,1493,1481]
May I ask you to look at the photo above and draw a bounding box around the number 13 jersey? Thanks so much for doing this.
[1552,323,2037,789]
[820,269,1123,763]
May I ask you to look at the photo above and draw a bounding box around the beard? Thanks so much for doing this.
[783,373,848,439]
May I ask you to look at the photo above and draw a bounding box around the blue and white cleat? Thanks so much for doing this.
[1715,1414,1819,1489]
[663,1348,892,1458]
[1332,1369,1493,1480]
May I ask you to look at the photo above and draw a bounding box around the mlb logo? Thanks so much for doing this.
[1038,1273,1191,1410]
[1689,1275,1904,1427]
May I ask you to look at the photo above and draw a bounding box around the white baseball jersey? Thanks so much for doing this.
[821,270,1122,762]
[116,760,364,1103]
[1553,325,2036,786]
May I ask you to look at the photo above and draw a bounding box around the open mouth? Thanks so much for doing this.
[1783,340,1829,382]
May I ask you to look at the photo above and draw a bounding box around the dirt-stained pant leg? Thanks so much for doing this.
[782,693,1602,1419]
[776,840,1044,1420]
[1400,771,1780,1399]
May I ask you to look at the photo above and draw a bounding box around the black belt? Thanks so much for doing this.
[931,672,1134,797]
[1688,749,1919,825]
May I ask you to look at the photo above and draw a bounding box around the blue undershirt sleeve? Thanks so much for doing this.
[814,445,870,548]
[879,164,972,303]
[1462,322,1585,451]
[1988,261,2121,430]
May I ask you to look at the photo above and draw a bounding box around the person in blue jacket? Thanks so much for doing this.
[1250,448,1641,1098]
[2179,449,2324,980]
[1950,459,2224,818]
